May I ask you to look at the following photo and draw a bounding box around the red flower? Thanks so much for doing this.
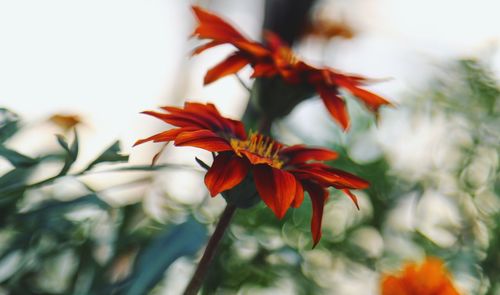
[135,102,369,246]
[191,6,392,130]
[381,257,462,295]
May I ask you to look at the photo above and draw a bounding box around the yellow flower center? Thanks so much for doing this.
[230,131,284,168]
[278,47,299,65]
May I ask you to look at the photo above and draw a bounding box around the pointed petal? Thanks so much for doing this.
[303,181,328,247]
[233,41,270,58]
[204,153,249,196]
[191,6,269,58]
[204,53,249,85]
[183,102,244,136]
[291,165,369,190]
[227,118,247,139]
[133,127,198,146]
[161,105,225,131]
[318,86,350,130]
[292,180,304,208]
[281,145,338,164]
[253,165,296,219]
[342,189,360,210]
[156,104,244,139]
[334,77,392,113]
[140,110,208,129]
[326,168,370,189]
[133,131,174,147]
[174,130,232,152]
[263,31,288,51]
[251,63,278,78]
[183,102,220,116]
[192,40,223,55]
[191,6,245,41]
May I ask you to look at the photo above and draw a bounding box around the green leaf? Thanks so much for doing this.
[0,108,20,143]
[17,194,110,219]
[85,140,129,171]
[56,130,79,175]
[120,218,207,295]
[195,157,210,170]
[0,167,33,226]
[0,167,33,196]
[0,146,38,167]
[97,164,185,173]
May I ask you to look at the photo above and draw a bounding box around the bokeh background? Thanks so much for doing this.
[0,0,499,294]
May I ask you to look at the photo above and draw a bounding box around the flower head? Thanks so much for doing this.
[49,113,82,131]
[381,257,461,295]
[191,6,392,130]
[135,102,369,246]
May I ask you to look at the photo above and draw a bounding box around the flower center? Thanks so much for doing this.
[230,131,284,168]
[277,47,299,66]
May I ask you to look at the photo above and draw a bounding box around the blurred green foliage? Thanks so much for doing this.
[205,59,500,294]
[0,112,207,295]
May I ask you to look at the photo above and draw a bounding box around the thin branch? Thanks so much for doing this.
[235,74,252,92]
[183,204,237,295]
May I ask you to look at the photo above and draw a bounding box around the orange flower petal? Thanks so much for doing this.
[318,86,350,130]
[233,40,270,58]
[192,40,224,55]
[174,129,232,152]
[204,153,249,196]
[204,53,249,85]
[183,102,220,114]
[263,31,288,51]
[326,168,370,189]
[160,103,246,138]
[291,165,369,190]
[292,180,304,208]
[381,277,410,295]
[251,63,279,78]
[140,110,208,129]
[380,258,461,295]
[334,77,392,113]
[226,118,247,139]
[303,181,328,247]
[191,6,245,41]
[281,145,338,164]
[133,127,198,146]
[191,6,269,58]
[161,104,224,128]
[253,164,296,219]
[342,189,360,210]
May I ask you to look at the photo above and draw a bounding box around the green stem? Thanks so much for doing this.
[183,204,237,295]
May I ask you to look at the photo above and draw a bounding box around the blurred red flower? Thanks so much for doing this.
[381,257,461,295]
[135,102,368,246]
[191,6,392,130]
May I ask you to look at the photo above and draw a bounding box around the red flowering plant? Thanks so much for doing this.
[135,6,388,295]
[135,102,368,246]
[191,6,392,130]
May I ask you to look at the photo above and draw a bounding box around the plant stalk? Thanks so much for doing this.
[183,204,237,295]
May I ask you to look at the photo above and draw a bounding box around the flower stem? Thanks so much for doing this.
[258,116,272,135]
[183,204,237,295]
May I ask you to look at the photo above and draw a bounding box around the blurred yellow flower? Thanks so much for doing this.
[49,114,82,131]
